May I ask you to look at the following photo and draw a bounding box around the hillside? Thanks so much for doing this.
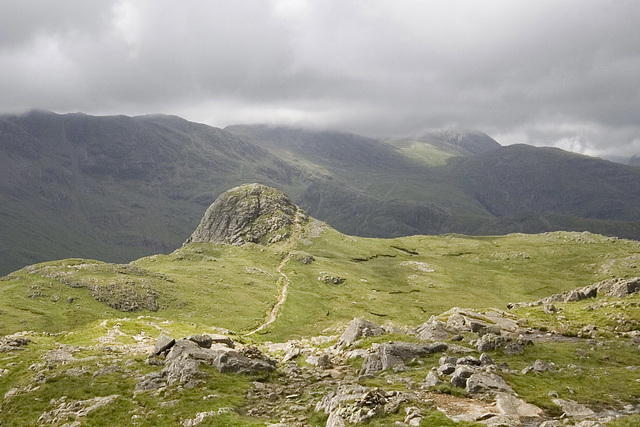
[0,111,308,275]
[0,184,639,425]
[3,111,640,276]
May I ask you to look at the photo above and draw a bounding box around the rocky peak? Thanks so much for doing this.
[185,183,305,246]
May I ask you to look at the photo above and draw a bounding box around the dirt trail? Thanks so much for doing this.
[246,216,303,335]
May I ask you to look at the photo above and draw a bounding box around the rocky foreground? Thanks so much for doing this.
[1,277,638,426]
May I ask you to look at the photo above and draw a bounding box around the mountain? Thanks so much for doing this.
[0,111,306,275]
[0,184,638,425]
[3,111,640,276]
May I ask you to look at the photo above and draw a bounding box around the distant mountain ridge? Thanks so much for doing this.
[2,110,640,275]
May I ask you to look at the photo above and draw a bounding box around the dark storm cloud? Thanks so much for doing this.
[1,0,639,157]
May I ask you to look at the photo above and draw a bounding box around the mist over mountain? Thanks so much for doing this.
[2,110,640,275]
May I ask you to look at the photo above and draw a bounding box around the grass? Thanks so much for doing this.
[1,226,639,424]
[1,228,639,340]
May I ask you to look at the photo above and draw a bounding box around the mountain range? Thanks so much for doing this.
[1,110,640,276]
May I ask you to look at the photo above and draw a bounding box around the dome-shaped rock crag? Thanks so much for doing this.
[185,183,305,246]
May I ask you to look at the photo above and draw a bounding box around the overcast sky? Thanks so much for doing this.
[1,0,639,158]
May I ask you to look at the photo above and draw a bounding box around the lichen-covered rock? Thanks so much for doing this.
[185,183,305,246]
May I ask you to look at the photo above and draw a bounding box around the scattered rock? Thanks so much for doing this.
[318,272,345,285]
[476,333,510,352]
[0,334,31,353]
[360,341,447,375]
[503,342,524,355]
[522,359,556,374]
[337,318,385,347]
[552,398,596,420]
[38,395,120,424]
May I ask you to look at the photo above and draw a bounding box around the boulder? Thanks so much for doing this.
[360,342,447,375]
[552,399,596,420]
[162,339,275,386]
[522,359,556,374]
[465,372,514,395]
[495,393,543,421]
[503,342,524,355]
[152,333,175,356]
[416,319,452,341]
[437,363,456,376]
[188,334,213,349]
[476,333,510,352]
[597,277,640,298]
[424,370,442,387]
[450,365,475,388]
[456,356,481,366]
[337,318,385,347]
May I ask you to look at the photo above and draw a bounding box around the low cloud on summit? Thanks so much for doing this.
[1,0,640,157]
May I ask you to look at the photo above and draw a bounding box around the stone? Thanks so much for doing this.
[209,334,234,348]
[479,353,495,366]
[597,277,640,298]
[450,365,475,388]
[37,395,120,424]
[188,334,213,349]
[439,356,458,365]
[162,339,275,386]
[424,370,442,387]
[456,356,481,366]
[337,318,385,347]
[317,354,333,369]
[522,359,556,374]
[318,272,345,285]
[0,335,31,353]
[360,341,447,375]
[552,398,596,419]
[437,363,456,376]
[416,319,452,341]
[495,392,543,420]
[153,333,175,355]
[465,372,514,395]
[476,333,510,352]
[503,342,524,355]
[326,411,345,427]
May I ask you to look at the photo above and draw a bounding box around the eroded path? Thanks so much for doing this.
[246,215,304,335]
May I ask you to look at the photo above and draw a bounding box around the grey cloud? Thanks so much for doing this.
[0,0,639,157]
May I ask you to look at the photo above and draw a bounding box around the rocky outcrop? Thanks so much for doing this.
[509,277,640,309]
[185,183,306,246]
[316,385,418,426]
[38,395,120,424]
[0,334,30,353]
[138,334,275,391]
[360,341,447,375]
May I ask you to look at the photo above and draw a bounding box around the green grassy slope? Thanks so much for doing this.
[2,220,638,340]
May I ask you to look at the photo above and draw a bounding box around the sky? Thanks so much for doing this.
[1,0,640,158]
